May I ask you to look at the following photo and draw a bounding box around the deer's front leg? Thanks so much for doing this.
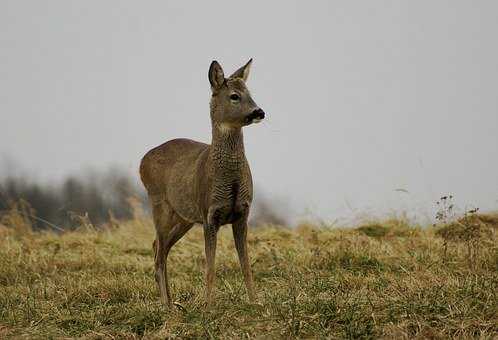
[204,207,220,306]
[232,212,256,302]
[203,224,218,306]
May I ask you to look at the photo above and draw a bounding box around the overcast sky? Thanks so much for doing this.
[1,1,497,224]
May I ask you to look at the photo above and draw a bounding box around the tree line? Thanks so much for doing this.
[0,169,146,230]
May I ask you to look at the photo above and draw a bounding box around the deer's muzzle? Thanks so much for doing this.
[245,109,265,124]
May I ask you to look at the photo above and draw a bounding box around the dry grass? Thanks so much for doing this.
[0,215,497,339]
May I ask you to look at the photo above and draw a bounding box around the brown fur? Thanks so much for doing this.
[140,59,264,306]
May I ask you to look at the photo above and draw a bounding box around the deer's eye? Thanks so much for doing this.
[230,93,240,101]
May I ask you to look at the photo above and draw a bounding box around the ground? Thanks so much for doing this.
[0,216,497,339]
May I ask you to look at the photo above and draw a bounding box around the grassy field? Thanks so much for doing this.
[0,212,497,339]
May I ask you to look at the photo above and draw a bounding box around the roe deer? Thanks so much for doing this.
[140,59,265,306]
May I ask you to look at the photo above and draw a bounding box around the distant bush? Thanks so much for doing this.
[435,213,498,243]
[0,169,146,230]
[357,223,389,238]
[356,217,417,238]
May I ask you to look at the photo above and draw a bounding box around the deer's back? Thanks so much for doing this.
[140,138,208,221]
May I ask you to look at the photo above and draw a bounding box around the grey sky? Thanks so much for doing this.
[1,1,497,224]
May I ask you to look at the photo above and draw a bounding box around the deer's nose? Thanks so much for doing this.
[252,108,265,119]
[245,108,265,124]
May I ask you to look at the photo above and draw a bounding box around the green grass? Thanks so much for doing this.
[0,217,497,339]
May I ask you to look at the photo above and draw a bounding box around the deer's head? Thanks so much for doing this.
[208,59,265,129]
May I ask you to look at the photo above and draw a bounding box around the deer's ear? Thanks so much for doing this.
[229,58,252,82]
[208,61,225,89]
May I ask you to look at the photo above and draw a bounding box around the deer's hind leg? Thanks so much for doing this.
[152,201,193,306]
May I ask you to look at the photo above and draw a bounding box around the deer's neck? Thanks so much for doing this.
[209,123,246,173]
